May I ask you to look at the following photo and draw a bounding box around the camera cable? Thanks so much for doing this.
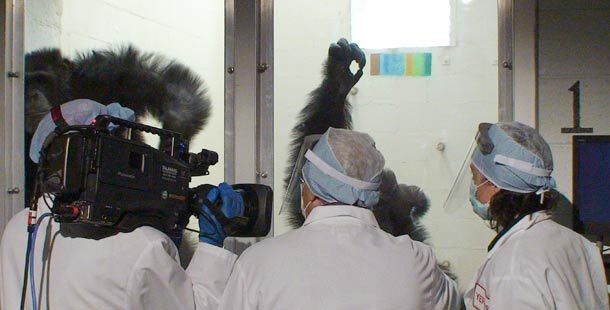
[27,212,53,310]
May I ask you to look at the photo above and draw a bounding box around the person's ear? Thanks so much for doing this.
[489,183,502,197]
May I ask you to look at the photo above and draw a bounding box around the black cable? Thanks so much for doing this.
[19,124,74,309]
[184,227,201,234]
[21,167,44,310]
[20,231,33,310]
[29,213,53,310]
[42,193,53,211]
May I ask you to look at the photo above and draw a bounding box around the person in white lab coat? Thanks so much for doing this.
[217,127,460,309]
[463,122,609,309]
[0,100,242,309]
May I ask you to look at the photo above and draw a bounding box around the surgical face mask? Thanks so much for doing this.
[469,180,491,221]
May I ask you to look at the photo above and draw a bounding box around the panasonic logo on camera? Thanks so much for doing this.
[117,172,136,179]
[162,166,178,174]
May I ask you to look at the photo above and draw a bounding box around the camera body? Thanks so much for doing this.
[40,115,272,237]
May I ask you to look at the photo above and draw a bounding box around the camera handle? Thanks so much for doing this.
[94,115,182,139]
[94,115,188,158]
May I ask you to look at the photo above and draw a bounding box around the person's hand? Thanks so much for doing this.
[198,182,244,247]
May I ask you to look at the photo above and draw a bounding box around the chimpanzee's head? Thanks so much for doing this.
[24,48,72,134]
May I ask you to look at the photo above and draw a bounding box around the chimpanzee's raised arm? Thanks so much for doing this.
[284,38,365,227]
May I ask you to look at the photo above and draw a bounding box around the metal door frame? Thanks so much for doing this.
[225,0,274,247]
[1,0,25,236]
[498,0,514,122]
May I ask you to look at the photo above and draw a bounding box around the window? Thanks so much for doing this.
[351,0,452,49]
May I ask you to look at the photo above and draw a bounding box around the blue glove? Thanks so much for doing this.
[198,182,245,247]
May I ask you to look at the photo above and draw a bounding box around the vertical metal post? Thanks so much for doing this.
[224,0,274,252]
[256,0,274,234]
[498,0,514,122]
[1,0,25,236]
[232,0,257,186]
[224,0,236,184]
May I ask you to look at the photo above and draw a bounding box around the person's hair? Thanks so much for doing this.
[488,189,556,230]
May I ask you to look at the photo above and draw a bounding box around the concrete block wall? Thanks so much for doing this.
[25,0,63,50]
[274,0,499,290]
[25,0,226,187]
[538,0,610,226]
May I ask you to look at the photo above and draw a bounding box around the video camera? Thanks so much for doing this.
[36,115,272,237]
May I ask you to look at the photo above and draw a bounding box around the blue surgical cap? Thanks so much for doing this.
[302,128,384,208]
[29,99,135,163]
[472,123,556,194]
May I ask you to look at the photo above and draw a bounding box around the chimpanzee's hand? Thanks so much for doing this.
[326,38,366,98]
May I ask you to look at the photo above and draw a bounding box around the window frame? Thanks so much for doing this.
[349,0,457,52]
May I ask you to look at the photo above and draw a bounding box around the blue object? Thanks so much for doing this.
[29,99,135,163]
[472,124,556,194]
[198,183,244,247]
[380,54,405,76]
[217,183,245,218]
[574,137,610,225]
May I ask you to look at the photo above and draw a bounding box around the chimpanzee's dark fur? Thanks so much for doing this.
[70,46,210,140]
[285,39,456,279]
[24,45,211,203]
[24,49,73,134]
[25,45,211,139]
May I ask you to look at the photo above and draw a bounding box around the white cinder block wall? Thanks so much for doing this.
[538,0,610,225]
[25,0,226,187]
[274,0,499,290]
[25,0,63,50]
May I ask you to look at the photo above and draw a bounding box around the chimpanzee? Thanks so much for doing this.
[284,38,455,279]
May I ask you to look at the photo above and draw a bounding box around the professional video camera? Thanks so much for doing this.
[34,114,272,237]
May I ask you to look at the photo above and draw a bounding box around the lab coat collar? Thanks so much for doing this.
[303,205,379,228]
[487,210,552,257]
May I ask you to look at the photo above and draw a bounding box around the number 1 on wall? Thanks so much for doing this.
[561,80,593,134]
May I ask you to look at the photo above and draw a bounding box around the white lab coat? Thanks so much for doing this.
[464,211,609,310]
[0,199,237,309]
[218,205,460,310]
